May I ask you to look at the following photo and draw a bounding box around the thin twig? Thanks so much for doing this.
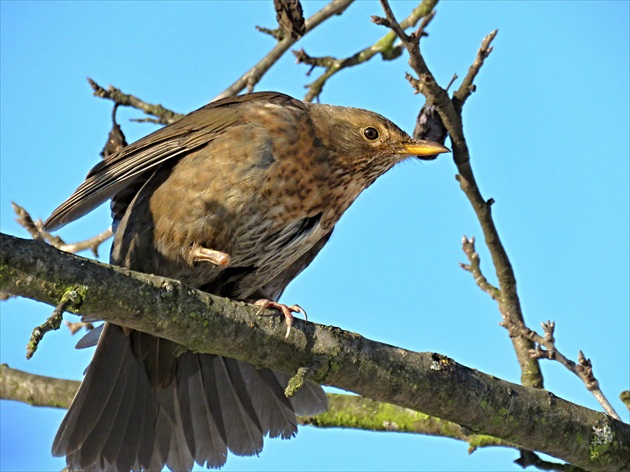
[519,322,621,421]
[80,3,352,122]
[87,78,183,125]
[459,236,500,300]
[55,229,114,258]
[12,202,113,258]
[99,103,128,158]
[26,290,82,360]
[12,201,46,242]
[452,29,498,113]
[296,0,436,102]
[376,0,411,42]
[215,0,354,101]
[458,233,621,419]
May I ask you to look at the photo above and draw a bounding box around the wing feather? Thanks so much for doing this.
[44,92,305,231]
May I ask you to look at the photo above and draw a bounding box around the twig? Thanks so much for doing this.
[100,103,128,158]
[376,0,411,42]
[87,77,183,125]
[215,0,354,101]
[82,3,350,123]
[514,450,587,472]
[12,202,113,258]
[376,0,543,390]
[459,236,500,300]
[26,289,82,359]
[285,366,311,398]
[54,229,114,258]
[452,29,498,113]
[12,201,46,242]
[296,0,436,102]
[520,322,621,421]
[458,234,621,420]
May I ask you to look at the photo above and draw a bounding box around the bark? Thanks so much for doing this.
[1,232,628,471]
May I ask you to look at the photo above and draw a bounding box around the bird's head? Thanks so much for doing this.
[307,103,449,184]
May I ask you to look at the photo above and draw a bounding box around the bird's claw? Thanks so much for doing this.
[254,300,307,338]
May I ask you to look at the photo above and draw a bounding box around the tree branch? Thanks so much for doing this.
[87,78,183,125]
[524,323,621,421]
[459,235,500,300]
[1,364,80,409]
[86,2,355,119]
[459,237,621,421]
[215,0,354,101]
[377,0,543,390]
[11,202,113,259]
[294,0,436,102]
[1,364,525,454]
[1,233,628,471]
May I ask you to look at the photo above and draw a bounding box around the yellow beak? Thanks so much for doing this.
[398,139,450,160]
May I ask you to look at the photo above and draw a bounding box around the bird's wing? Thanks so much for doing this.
[44,92,305,231]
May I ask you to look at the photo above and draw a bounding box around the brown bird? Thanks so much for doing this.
[44,91,449,471]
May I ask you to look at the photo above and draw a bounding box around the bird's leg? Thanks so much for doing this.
[192,247,231,266]
[254,300,307,339]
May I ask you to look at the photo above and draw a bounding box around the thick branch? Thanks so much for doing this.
[1,233,628,470]
[1,364,80,409]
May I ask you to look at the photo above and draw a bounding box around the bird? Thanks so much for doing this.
[44,91,449,471]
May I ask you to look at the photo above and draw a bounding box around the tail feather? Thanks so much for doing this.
[168,392,196,472]
[53,323,129,457]
[101,364,138,465]
[239,363,297,439]
[147,403,175,469]
[212,356,264,457]
[177,354,228,467]
[133,383,157,469]
[54,323,328,471]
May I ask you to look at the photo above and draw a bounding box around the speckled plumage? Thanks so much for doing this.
[44,92,448,471]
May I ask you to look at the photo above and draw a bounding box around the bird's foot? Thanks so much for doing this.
[254,300,307,338]
[192,247,231,266]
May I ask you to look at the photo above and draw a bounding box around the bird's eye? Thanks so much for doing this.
[363,127,379,140]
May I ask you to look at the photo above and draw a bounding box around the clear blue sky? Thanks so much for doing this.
[1,1,628,471]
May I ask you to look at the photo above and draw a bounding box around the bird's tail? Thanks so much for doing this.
[52,323,327,471]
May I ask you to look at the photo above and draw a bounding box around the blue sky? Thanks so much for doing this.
[1,1,628,471]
